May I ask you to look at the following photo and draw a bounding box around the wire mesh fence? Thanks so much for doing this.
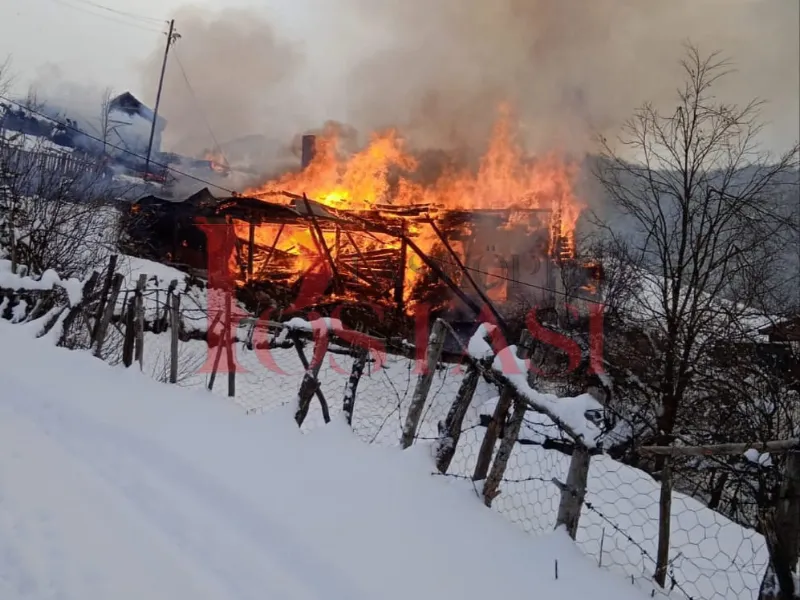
[67,266,775,600]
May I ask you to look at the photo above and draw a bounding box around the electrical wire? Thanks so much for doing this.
[64,0,164,24]
[47,0,164,34]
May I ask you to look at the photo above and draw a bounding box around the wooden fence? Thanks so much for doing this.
[48,253,800,600]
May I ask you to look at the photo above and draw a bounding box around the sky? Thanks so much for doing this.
[0,0,798,162]
[0,0,300,92]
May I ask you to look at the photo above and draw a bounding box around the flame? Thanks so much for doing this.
[238,107,584,308]
[203,151,230,174]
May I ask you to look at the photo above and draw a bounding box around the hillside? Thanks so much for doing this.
[0,317,664,600]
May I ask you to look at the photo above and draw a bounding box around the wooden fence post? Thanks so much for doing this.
[343,347,368,426]
[401,318,447,449]
[291,331,332,423]
[225,291,235,397]
[654,458,673,587]
[93,272,123,358]
[134,274,147,370]
[295,331,330,427]
[483,391,529,507]
[169,293,181,384]
[122,296,136,367]
[57,271,99,347]
[554,444,592,539]
[472,331,532,481]
[436,364,481,474]
[91,254,117,341]
[758,450,800,600]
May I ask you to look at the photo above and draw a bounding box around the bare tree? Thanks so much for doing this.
[593,42,799,590]
[0,133,123,279]
[595,43,798,449]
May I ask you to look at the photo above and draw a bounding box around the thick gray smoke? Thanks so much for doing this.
[142,0,799,167]
[139,7,305,169]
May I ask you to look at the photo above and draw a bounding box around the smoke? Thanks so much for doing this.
[142,1,798,165]
[139,7,306,167]
[339,0,799,155]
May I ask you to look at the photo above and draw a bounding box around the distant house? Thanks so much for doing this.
[107,92,167,158]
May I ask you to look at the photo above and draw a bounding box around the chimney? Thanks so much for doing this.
[301,134,316,169]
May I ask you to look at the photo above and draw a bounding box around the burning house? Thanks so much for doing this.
[123,113,601,329]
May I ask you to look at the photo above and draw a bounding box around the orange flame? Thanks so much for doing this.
[237,107,584,307]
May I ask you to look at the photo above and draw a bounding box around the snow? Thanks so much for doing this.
[285,316,344,332]
[0,260,83,306]
[0,319,661,600]
[744,449,773,467]
[492,345,604,447]
[467,323,496,360]
[1,130,72,155]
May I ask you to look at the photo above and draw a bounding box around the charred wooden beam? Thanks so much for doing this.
[247,221,255,277]
[301,193,342,293]
[428,218,510,338]
[394,232,407,313]
[262,223,285,272]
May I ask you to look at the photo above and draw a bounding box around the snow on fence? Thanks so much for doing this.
[0,253,787,600]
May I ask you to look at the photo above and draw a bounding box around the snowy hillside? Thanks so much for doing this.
[0,318,662,600]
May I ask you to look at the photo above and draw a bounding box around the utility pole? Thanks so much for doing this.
[145,19,178,180]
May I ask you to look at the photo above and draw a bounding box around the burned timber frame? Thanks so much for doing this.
[123,186,562,337]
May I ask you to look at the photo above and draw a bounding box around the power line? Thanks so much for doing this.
[0,93,237,195]
[66,0,164,24]
[172,48,230,168]
[47,0,164,33]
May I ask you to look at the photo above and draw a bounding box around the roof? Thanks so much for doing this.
[758,316,800,342]
[109,92,166,127]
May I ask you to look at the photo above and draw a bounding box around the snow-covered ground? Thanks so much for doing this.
[0,318,664,600]
[0,255,770,599]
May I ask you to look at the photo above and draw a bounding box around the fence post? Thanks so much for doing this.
[654,458,673,587]
[57,270,100,347]
[343,347,368,426]
[473,331,532,481]
[122,296,136,367]
[401,318,447,449]
[225,291,235,397]
[483,391,528,507]
[295,331,330,427]
[758,450,800,600]
[436,364,481,473]
[169,292,181,384]
[134,274,147,370]
[93,272,123,358]
[554,444,592,539]
[91,254,118,341]
[291,330,332,423]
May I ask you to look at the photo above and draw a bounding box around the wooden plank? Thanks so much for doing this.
[640,440,800,456]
